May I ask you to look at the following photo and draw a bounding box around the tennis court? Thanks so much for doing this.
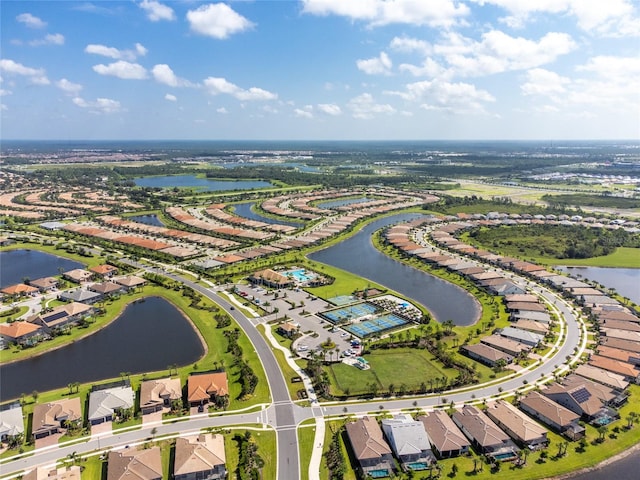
[320,302,378,323]
[327,295,358,306]
[344,313,408,338]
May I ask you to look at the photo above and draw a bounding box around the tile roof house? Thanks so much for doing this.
[499,327,544,347]
[249,268,293,288]
[112,275,147,290]
[0,283,39,297]
[28,302,93,332]
[107,446,162,480]
[519,391,585,440]
[140,377,182,415]
[88,281,124,297]
[174,434,226,480]
[276,321,299,338]
[58,288,102,304]
[346,416,394,478]
[544,374,621,423]
[381,414,436,469]
[23,466,81,480]
[0,402,24,441]
[589,355,640,383]
[0,321,45,347]
[575,364,630,390]
[28,277,59,292]
[451,405,519,461]
[87,384,135,425]
[418,411,470,459]
[485,400,548,449]
[89,264,119,278]
[187,372,229,407]
[481,335,531,357]
[32,398,82,439]
[460,343,513,367]
[62,269,94,284]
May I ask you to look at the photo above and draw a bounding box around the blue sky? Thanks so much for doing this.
[1,0,639,140]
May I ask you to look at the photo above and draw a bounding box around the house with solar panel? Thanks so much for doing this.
[28,302,93,333]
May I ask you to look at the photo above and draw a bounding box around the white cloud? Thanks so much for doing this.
[400,30,576,79]
[16,13,47,29]
[294,106,313,118]
[471,0,639,37]
[93,61,148,80]
[30,33,65,46]
[216,107,228,114]
[0,59,49,85]
[72,96,121,114]
[520,68,569,96]
[317,103,342,115]
[302,0,469,28]
[56,78,83,95]
[0,88,12,96]
[386,79,495,114]
[187,3,254,39]
[357,52,393,75]
[85,43,147,61]
[203,77,277,101]
[347,93,395,119]
[520,56,640,112]
[390,36,431,55]
[152,64,193,87]
[164,93,177,101]
[139,0,176,22]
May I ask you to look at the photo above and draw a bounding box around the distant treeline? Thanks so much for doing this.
[542,193,640,209]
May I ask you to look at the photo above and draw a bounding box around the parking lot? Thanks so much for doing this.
[233,283,360,361]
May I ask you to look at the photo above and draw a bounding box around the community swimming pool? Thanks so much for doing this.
[283,268,316,283]
[344,313,409,338]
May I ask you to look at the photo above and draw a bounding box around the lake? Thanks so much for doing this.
[0,250,84,289]
[557,267,640,304]
[317,197,372,209]
[129,214,166,227]
[233,202,302,227]
[0,296,204,401]
[309,213,481,326]
[134,174,273,191]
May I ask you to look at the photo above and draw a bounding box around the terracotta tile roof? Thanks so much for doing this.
[107,447,162,480]
[0,321,42,339]
[346,416,392,461]
[1,283,39,295]
[174,434,225,476]
[187,372,229,402]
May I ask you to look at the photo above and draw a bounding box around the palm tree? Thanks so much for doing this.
[597,425,608,442]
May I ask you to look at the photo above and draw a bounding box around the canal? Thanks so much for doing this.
[309,213,481,326]
[0,296,204,401]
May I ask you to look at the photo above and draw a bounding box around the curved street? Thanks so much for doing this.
[0,242,587,480]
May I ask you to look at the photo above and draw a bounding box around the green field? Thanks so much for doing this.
[328,348,457,396]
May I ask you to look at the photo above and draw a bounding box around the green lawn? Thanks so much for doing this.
[298,424,317,480]
[328,348,458,396]
[225,428,277,480]
[256,324,303,401]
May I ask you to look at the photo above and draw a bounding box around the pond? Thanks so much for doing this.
[0,296,204,401]
[128,214,166,227]
[309,213,481,326]
[233,202,302,227]
[0,250,84,289]
[134,174,273,191]
[557,267,640,304]
[316,197,373,209]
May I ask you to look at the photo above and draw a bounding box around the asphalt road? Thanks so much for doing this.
[0,259,585,479]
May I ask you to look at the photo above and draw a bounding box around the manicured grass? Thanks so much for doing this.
[224,428,277,480]
[328,348,458,396]
[81,455,105,480]
[0,306,29,322]
[298,424,317,480]
[321,421,357,480]
[256,324,302,401]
